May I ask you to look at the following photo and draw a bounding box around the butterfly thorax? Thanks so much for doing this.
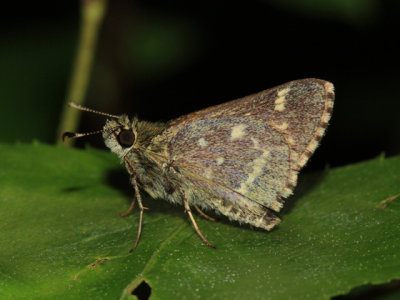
[103,116,184,203]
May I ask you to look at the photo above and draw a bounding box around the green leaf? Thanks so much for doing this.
[265,0,380,25]
[0,28,75,143]
[1,143,399,299]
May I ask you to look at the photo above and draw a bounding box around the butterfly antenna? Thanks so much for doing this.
[69,102,119,119]
[62,129,103,142]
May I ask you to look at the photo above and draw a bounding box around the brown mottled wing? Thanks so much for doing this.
[165,79,334,212]
[168,117,290,211]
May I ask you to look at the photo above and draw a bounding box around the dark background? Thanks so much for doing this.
[1,0,399,171]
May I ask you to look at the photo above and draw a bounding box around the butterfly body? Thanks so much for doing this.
[100,78,334,244]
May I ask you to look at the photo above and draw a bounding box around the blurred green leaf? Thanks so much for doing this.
[265,0,380,25]
[0,27,76,143]
[121,15,201,80]
[0,143,399,299]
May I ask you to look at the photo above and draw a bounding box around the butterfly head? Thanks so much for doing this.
[103,115,139,158]
[62,102,140,159]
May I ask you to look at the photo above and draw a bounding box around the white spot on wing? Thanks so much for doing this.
[204,167,213,179]
[230,124,247,141]
[238,150,270,194]
[274,87,290,112]
[216,157,224,165]
[274,101,285,112]
[247,150,270,183]
[275,122,288,131]
[278,87,291,97]
[198,138,208,147]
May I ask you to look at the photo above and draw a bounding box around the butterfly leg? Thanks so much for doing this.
[120,197,149,218]
[182,197,216,248]
[120,198,136,217]
[129,177,145,253]
[194,204,216,222]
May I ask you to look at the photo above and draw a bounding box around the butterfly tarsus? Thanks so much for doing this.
[183,196,216,249]
[120,198,136,217]
[194,204,216,222]
[129,177,145,253]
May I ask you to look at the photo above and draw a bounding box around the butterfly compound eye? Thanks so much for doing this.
[118,129,135,147]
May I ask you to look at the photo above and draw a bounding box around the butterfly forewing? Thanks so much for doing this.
[165,79,334,213]
[169,117,290,211]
